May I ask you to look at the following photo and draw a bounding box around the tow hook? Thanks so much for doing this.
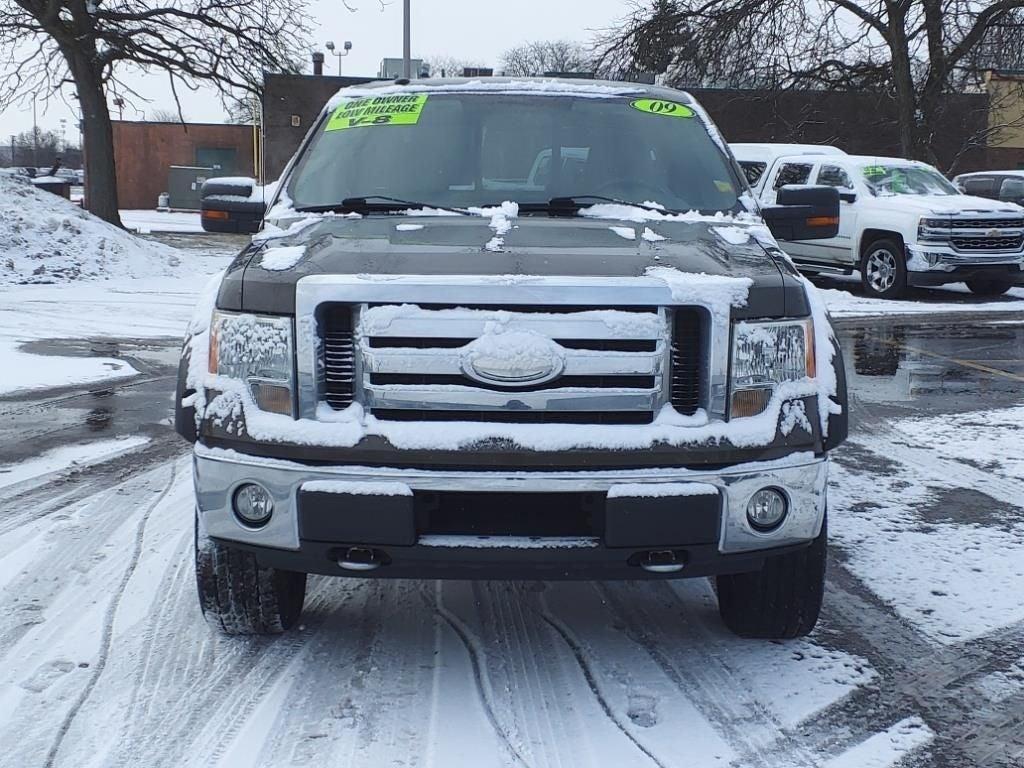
[639,550,685,574]
[338,547,383,572]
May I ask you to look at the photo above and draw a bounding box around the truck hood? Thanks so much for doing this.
[869,194,1024,216]
[220,214,808,318]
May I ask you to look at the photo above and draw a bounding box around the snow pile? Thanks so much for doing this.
[0,170,180,285]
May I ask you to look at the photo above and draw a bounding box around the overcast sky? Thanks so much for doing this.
[0,0,632,140]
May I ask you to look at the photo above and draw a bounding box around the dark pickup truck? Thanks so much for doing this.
[176,78,847,640]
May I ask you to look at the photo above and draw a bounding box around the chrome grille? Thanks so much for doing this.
[951,235,1024,252]
[950,218,1024,229]
[335,303,681,423]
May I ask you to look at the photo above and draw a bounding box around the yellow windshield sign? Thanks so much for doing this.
[630,98,695,119]
[326,94,429,131]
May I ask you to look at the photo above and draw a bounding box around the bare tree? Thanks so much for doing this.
[598,1,1024,167]
[0,1,313,225]
[501,40,593,77]
[423,55,487,79]
[12,126,61,167]
[149,108,188,123]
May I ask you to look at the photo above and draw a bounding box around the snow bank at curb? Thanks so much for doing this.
[0,170,181,286]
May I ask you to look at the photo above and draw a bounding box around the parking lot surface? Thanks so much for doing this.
[1,318,1022,767]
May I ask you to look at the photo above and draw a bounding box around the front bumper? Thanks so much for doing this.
[905,245,1024,285]
[194,444,828,580]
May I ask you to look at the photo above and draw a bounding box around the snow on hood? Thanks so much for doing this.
[0,170,180,286]
[871,194,1024,216]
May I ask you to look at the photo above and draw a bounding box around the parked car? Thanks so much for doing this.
[176,78,848,640]
[753,153,1024,298]
[952,170,1024,206]
[730,143,846,195]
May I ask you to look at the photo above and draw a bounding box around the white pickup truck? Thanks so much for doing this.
[745,152,1024,299]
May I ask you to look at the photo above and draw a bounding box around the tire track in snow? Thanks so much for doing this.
[114,568,341,768]
[536,609,668,768]
[0,437,184,537]
[475,581,567,768]
[420,582,530,768]
[596,581,822,768]
[42,461,178,768]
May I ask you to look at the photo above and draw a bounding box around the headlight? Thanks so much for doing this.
[918,217,951,242]
[730,318,815,418]
[208,310,295,415]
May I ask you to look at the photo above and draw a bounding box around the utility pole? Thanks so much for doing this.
[32,95,39,167]
[403,0,411,79]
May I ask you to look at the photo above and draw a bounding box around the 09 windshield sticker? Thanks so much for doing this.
[326,94,429,131]
[630,98,695,119]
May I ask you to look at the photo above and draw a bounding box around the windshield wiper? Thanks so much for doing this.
[519,196,677,216]
[294,196,471,216]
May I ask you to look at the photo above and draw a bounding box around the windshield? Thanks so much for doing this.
[861,164,959,197]
[287,92,742,214]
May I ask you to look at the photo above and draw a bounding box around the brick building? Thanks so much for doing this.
[112,121,256,209]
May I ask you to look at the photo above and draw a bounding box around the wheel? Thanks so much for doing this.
[715,513,827,639]
[195,512,307,635]
[859,239,907,299]
[966,278,1013,296]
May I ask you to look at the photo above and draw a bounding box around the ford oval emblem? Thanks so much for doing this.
[461,331,565,387]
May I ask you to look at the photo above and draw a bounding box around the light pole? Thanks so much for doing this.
[325,40,352,75]
[32,94,38,167]
[403,0,411,79]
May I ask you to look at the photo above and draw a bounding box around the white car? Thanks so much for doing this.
[755,154,1024,298]
[730,143,846,195]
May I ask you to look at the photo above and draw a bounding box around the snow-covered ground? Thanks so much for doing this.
[811,274,1024,318]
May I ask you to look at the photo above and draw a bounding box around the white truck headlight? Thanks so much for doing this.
[208,310,295,415]
[730,318,815,418]
[918,217,951,242]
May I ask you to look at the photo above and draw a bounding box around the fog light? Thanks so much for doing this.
[746,488,788,532]
[233,483,274,528]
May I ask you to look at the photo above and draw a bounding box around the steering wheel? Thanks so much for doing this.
[594,179,672,202]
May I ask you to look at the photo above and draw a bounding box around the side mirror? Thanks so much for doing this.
[762,185,840,241]
[200,177,266,234]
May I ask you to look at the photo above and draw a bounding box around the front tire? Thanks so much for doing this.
[859,239,907,299]
[716,513,827,639]
[966,278,1013,297]
[195,513,307,635]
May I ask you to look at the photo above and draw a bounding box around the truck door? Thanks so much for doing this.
[761,160,819,259]
[811,163,860,267]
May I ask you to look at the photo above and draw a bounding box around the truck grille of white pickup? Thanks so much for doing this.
[319,303,704,424]
[951,234,1024,252]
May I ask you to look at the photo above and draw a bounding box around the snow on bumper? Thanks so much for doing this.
[193,444,828,559]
